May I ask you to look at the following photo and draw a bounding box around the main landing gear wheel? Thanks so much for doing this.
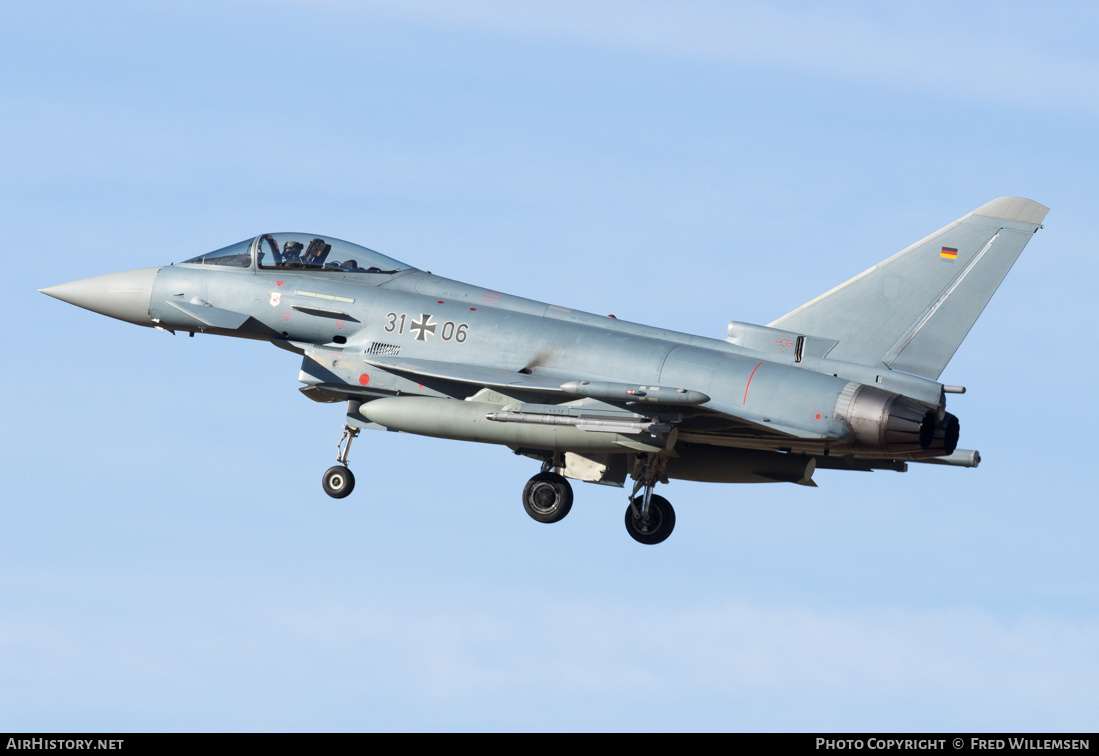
[322,465,356,499]
[522,471,574,523]
[625,494,675,545]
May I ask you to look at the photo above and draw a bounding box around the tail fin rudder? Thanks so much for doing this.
[769,197,1048,380]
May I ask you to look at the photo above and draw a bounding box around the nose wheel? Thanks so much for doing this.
[322,422,359,499]
[322,465,356,498]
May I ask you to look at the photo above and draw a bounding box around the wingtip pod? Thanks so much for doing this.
[972,196,1049,226]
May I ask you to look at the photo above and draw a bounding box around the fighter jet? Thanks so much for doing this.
[40,197,1047,544]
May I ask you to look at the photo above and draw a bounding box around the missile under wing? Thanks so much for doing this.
[40,199,1048,544]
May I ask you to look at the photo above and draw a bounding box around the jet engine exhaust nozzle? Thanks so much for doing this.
[924,412,960,456]
[843,384,944,455]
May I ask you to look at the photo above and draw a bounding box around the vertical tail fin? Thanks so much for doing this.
[769,197,1048,380]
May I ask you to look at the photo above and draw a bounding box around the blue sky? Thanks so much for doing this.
[3,0,1098,731]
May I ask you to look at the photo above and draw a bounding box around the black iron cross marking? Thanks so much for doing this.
[410,313,436,341]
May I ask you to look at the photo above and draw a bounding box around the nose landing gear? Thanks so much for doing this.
[322,423,359,499]
[322,464,355,498]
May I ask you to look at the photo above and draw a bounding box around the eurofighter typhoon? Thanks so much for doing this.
[41,197,1047,544]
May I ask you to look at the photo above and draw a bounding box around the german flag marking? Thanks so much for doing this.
[940,246,958,260]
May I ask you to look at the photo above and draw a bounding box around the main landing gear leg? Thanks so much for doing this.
[322,424,359,499]
[625,453,675,545]
[522,452,573,524]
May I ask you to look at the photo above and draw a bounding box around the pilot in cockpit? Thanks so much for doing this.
[302,238,331,266]
[282,241,304,265]
[252,234,404,273]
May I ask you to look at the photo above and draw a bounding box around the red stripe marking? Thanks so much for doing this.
[743,362,763,405]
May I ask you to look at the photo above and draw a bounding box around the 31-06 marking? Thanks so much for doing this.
[384,312,469,343]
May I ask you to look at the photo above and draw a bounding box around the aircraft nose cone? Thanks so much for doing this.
[40,267,161,326]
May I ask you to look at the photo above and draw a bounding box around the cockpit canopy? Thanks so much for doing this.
[182,233,412,274]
